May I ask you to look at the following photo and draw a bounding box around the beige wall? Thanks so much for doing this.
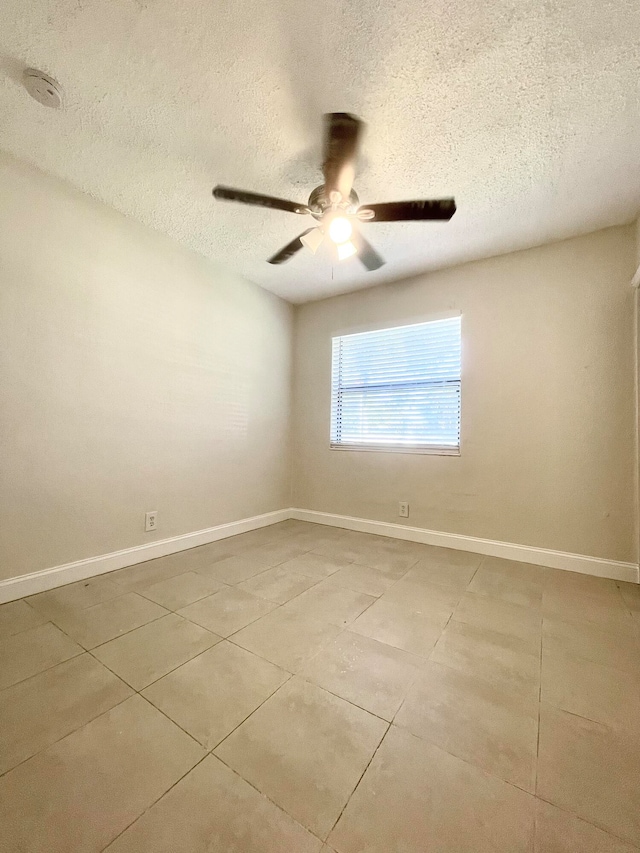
[293,226,637,563]
[635,218,640,564]
[0,154,293,580]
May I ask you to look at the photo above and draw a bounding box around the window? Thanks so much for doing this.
[330,316,461,454]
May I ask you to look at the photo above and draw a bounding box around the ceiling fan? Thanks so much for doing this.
[213,112,456,271]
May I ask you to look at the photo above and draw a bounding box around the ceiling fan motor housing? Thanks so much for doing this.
[307,185,360,221]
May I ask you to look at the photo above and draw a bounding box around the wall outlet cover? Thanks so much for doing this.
[398,502,409,518]
[145,511,158,532]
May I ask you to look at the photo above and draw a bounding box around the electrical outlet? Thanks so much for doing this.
[398,502,409,518]
[145,511,158,532]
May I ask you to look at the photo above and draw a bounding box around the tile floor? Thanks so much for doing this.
[1,520,639,852]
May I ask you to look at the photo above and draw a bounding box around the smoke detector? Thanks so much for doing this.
[23,68,63,109]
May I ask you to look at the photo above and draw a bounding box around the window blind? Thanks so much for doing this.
[330,316,461,453]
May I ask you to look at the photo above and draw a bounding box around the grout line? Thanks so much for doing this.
[0,618,49,640]
[210,747,326,845]
[0,688,134,781]
[98,748,212,852]
[535,613,544,795]
[533,792,640,850]
[88,627,222,694]
[130,692,209,749]
[135,582,231,610]
[207,673,295,754]
[0,638,85,695]
[80,609,172,652]
[537,696,633,733]
[394,715,540,798]
[292,673,393,727]
[325,720,392,842]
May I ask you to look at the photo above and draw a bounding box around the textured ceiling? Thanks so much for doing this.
[1,0,639,303]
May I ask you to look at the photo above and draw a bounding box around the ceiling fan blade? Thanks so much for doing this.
[322,112,362,201]
[268,229,316,264]
[213,186,310,215]
[351,228,385,271]
[360,198,456,222]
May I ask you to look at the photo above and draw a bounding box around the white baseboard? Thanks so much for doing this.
[0,509,290,604]
[290,508,640,584]
[2,505,637,603]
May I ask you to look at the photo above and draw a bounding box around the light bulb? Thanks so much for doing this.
[337,240,357,260]
[328,216,353,244]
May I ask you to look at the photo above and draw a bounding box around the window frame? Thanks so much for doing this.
[329,315,462,456]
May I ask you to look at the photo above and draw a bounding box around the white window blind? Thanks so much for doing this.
[330,316,461,454]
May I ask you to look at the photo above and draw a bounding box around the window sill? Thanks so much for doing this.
[330,443,460,456]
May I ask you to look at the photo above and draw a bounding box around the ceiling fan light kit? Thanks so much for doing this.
[213,112,456,272]
[300,228,325,254]
[337,240,358,261]
[328,215,353,244]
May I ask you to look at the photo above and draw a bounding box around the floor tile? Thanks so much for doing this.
[430,619,541,701]
[395,661,538,791]
[543,614,640,673]
[196,554,272,584]
[215,678,387,839]
[350,598,448,657]
[104,754,322,852]
[453,590,542,650]
[284,580,376,627]
[290,534,345,556]
[543,587,637,637]
[178,587,277,637]
[352,545,421,575]
[301,630,424,720]
[92,613,220,690]
[541,649,640,730]
[329,725,535,853]
[4,526,636,853]
[0,622,82,690]
[408,555,480,591]
[273,519,318,535]
[243,539,311,567]
[177,539,239,567]
[312,531,382,563]
[0,695,204,853]
[282,552,353,580]
[289,526,348,552]
[414,544,483,571]
[617,581,640,614]
[482,556,547,584]
[0,654,132,774]
[109,553,203,592]
[537,704,640,847]
[137,571,226,610]
[545,569,622,603]
[534,799,639,853]
[143,641,289,748]
[232,606,341,672]
[381,574,461,612]
[468,562,544,609]
[327,563,397,597]
[50,592,168,649]
[0,599,46,638]
[28,576,123,621]
[225,525,292,552]
[238,564,320,603]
